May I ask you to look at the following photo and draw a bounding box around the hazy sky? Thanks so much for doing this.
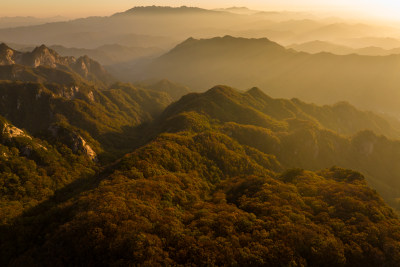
[2,0,400,19]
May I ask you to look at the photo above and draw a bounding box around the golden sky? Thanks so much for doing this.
[2,0,400,19]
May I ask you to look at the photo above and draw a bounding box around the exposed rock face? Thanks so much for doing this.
[86,90,95,102]
[0,43,19,65]
[48,125,97,161]
[1,123,31,139]
[72,55,108,81]
[0,43,74,68]
[22,45,76,68]
[58,85,80,100]
[0,122,48,155]
[74,135,97,162]
[0,43,113,84]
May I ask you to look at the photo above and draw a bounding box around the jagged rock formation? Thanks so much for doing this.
[0,43,114,85]
[48,125,97,161]
[1,123,29,139]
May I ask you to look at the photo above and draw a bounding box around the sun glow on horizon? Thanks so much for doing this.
[1,0,400,21]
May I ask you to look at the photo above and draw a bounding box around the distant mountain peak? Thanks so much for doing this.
[31,44,58,56]
[178,37,197,45]
[207,35,279,45]
[161,36,285,61]
[114,5,215,16]
[226,6,250,10]
[26,44,70,68]
[177,35,280,47]
[205,85,240,97]
[247,87,266,96]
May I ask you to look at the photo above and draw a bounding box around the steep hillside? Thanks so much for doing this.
[134,36,400,117]
[0,115,95,224]
[0,45,172,156]
[0,62,174,225]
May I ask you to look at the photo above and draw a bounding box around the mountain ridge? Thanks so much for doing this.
[0,43,114,85]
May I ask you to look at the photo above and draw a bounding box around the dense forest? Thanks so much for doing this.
[2,45,400,266]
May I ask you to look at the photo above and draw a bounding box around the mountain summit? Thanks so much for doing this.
[114,6,221,16]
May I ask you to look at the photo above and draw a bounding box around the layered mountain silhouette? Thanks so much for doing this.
[113,5,223,16]
[131,36,400,116]
[288,40,400,56]
[0,6,393,51]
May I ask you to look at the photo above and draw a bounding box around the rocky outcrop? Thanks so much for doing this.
[0,43,113,85]
[0,122,48,156]
[48,125,97,161]
[72,55,108,80]
[21,44,76,68]
[74,135,97,162]
[1,123,31,139]
[0,43,21,65]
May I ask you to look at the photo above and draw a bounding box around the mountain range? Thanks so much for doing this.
[0,6,397,50]
[130,35,400,117]
[2,7,400,265]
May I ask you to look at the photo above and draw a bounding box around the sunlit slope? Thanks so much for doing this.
[149,86,400,210]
